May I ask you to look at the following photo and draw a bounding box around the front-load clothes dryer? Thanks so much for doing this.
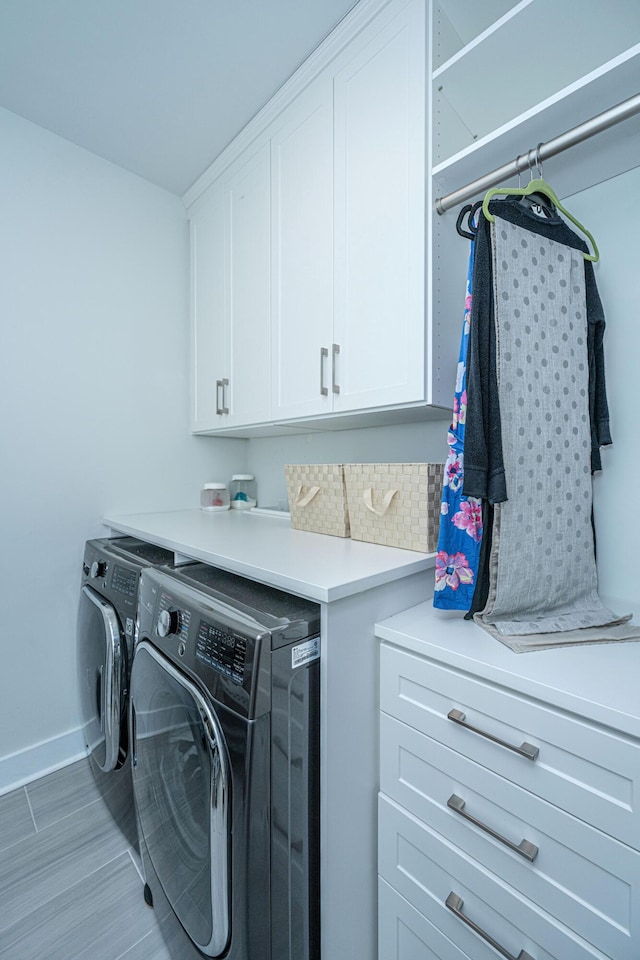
[77,536,176,845]
[130,562,321,960]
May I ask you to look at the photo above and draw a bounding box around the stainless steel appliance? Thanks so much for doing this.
[77,536,176,843]
[130,562,321,959]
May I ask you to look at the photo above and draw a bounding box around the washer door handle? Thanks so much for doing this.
[81,585,122,773]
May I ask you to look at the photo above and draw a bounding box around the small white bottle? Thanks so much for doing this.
[200,482,230,511]
[229,474,257,509]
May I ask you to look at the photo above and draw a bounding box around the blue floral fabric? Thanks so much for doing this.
[433,238,483,610]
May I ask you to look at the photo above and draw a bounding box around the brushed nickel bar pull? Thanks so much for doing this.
[320,347,329,396]
[218,378,229,415]
[446,893,535,960]
[447,794,538,862]
[331,343,340,394]
[447,709,539,761]
[216,380,223,415]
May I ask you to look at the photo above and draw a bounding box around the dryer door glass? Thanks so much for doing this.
[131,642,230,957]
[77,585,124,772]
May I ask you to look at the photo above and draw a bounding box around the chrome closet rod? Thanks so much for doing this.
[434,92,640,215]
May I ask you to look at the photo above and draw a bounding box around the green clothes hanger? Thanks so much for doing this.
[482,177,599,263]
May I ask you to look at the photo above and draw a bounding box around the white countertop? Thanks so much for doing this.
[104,508,434,603]
[376,599,640,736]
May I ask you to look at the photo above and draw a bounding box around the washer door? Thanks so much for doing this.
[130,641,231,957]
[77,584,125,772]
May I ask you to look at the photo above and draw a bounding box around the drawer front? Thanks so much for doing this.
[380,643,640,850]
[379,795,605,960]
[381,713,640,960]
[379,878,472,960]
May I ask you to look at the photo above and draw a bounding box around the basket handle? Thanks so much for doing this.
[294,485,321,508]
[363,487,397,516]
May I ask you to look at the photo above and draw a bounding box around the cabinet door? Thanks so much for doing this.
[190,183,227,432]
[224,142,271,427]
[270,76,334,421]
[333,0,426,412]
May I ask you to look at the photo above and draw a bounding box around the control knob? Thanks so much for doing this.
[157,609,180,637]
[90,560,107,579]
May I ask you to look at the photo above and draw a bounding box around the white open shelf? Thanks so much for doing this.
[432,46,640,204]
[433,0,640,168]
[432,0,523,71]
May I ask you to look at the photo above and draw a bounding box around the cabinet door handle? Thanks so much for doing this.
[447,794,538,862]
[446,892,535,960]
[447,709,539,761]
[320,347,329,396]
[331,343,340,394]
[216,378,229,415]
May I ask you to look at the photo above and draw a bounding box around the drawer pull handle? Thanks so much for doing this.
[446,892,535,960]
[447,709,539,761]
[447,794,538,862]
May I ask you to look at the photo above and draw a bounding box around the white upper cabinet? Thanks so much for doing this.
[188,0,457,435]
[270,75,334,422]
[271,0,427,423]
[333,0,426,412]
[223,143,271,428]
[190,143,271,432]
[190,182,225,433]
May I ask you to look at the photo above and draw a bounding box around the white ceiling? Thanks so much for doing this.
[0,0,358,196]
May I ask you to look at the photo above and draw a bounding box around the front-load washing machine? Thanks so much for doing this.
[77,536,176,844]
[130,562,321,960]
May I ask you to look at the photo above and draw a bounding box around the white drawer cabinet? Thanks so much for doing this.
[381,712,640,960]
[380,794,604,960]
[380,644,640,850]
[379,876,473,960]
[377,601,640,960]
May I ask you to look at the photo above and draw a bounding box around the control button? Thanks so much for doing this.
[178,641,186,657]
[157,609,179,637]
[90,560,107,579]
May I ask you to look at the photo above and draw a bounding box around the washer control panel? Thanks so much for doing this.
[196,620,247,685]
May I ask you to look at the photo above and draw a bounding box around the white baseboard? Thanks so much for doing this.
[0,727,88,796]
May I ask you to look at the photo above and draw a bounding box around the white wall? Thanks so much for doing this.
[570,168,640,615]
[0,107,245,789]
[247,420,450,507]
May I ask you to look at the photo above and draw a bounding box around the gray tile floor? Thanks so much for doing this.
[0,758,172,960]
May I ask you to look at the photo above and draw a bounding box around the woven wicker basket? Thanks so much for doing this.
[343,462,443,553]
[284,464,350,538]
